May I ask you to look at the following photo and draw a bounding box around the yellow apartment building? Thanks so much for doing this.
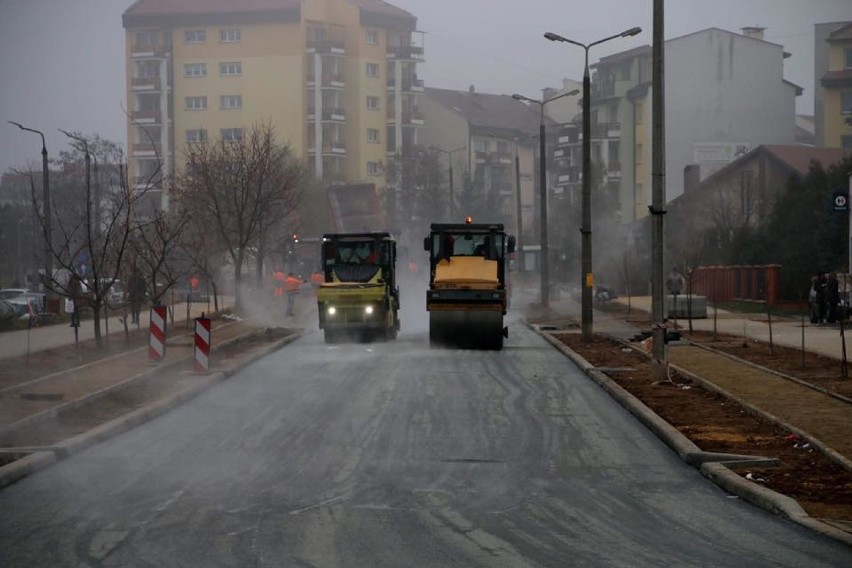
[819,22,852,150]
[122,0,424,208]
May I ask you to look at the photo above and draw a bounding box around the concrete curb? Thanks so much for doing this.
[0,330,302,490]
[529,323,852,548]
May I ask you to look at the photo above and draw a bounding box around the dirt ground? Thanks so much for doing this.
[535,303,852,525]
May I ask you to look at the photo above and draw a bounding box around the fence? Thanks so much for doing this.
[691,265,781,305]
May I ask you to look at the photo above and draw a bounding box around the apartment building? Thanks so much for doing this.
[817,22,852,149]
[122,0,424,208]
[586,27,799,223]
[419,86,543,258]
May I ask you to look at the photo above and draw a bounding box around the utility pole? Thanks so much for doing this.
[8,122,52,288]
[650,0,668,378]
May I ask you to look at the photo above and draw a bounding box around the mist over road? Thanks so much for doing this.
[0,317,849,566]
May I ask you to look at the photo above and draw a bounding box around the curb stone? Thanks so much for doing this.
[0,331,302,490]
[528,322,852,548]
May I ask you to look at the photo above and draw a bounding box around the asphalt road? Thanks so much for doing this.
[0,313,850,567]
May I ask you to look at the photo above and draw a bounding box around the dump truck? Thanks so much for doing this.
[316,232,400,343]
[423,219,515,349]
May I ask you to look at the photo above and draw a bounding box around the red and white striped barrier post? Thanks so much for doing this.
[194,314,211,373]
[149,305,167,363]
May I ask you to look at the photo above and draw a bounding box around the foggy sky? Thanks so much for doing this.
[1,0,849,175]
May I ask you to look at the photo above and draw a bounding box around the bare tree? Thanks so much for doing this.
[26,133,139,346]
[129,201,191,306]
[177,123,306,308]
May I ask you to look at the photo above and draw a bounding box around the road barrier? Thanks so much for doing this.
[149,305,167,362]
[194,315,211,372]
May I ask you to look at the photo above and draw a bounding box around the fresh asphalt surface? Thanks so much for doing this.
[0,310,850,566]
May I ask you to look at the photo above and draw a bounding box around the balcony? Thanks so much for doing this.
[607,122,621,137]
[130,109,160,123]
[306,40,345,55]
[133,174,163,188]
[401,110,424,126]
[489,150,513,164]
[131,43,169,58]
[321,73,345,88]
[386,45,424,61]
[474,151,489,163]
[132,76,162,91]
[132,142,161,157]
[606,162,622,179]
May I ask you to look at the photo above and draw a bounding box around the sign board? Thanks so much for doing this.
[692,143,750,164]
[833,191,848,212]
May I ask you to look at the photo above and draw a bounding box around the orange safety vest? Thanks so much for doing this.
[310,271,324,286]
[284,275,301,293]
[273,271,285,296]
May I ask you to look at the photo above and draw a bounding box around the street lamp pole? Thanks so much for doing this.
[434,146,466,220]
[513,89,579,308]
[545,26,642,339]
[8,121,52,284]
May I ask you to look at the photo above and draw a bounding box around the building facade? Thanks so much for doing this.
[817,22,852,149]
[419,86,545,262]
[122,0,424,208]
[588,27,800,223]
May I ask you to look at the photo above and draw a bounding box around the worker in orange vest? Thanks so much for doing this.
[284,272,302,316]
[273,270,285,298]
[310,268,324,297]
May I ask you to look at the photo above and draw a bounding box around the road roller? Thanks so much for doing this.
[423,218,515,349]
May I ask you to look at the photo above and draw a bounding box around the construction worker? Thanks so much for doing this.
[310,268,324,296]
[284,272,302,316]
[273,270,285,298]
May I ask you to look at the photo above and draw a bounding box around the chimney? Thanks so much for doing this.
[683,164,701,194]
[468,85,475,93]
[740,26,765,40]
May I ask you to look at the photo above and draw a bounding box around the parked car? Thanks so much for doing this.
[0,288,31,300]
[82,278,126,308]
[0,299,18,322]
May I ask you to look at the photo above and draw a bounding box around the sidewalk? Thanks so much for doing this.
[610,296,850,361]
[0,299,229,360]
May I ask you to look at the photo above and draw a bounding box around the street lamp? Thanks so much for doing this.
[512,89,579,308]
[545,26,642,339]
[434,146,466,220]
[8,121,52,285]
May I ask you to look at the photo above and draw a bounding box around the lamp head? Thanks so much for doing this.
[544,32,566,42]
[621,27,642,37]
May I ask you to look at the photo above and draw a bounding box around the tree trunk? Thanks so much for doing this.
[92,302,103,347]
[212,281,219,312]
[233,251,244,309]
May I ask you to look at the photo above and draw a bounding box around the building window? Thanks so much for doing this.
[185,96,207,110]
[843,135,852,151]
[136,61,159,78]
[185,30,206,44]
[366,62,379,77]
[184,63,206,78]
[367,161,380,176]
[367,128,380,143]
[135,30,157,47]
[186,129,208,143]
[221,128,243,141]
[843,92,852,114]
[220,95,242,109]
[846,48,852,69]
[366,30,378,45]
[366,96,380,110]
[220,28,241,43]
[220,62,242,76]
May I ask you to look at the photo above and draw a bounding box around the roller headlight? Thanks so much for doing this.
[364,305,374,315]
[327,306,337,315]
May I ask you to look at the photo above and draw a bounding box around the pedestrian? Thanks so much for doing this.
[814,272,827,324]
[273,270,285,299]
[826,271,840,324]
[310,268,324,297]
[128,267,146,324]
[284,272,302,316]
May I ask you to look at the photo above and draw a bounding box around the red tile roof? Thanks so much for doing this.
[763,145,848,176]
[125,0,300,16]
[125,0,413,19]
